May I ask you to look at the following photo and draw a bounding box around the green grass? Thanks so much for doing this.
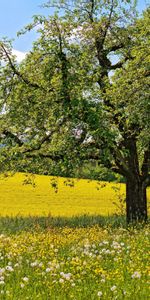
[0,173,149,299]
[0,222,149,299]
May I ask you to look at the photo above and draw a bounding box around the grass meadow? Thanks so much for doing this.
[0,173,149,299]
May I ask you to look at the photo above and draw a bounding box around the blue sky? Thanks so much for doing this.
[0,0,148,57]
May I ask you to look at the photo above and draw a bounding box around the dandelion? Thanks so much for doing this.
[0,268,5,275]
[71,283,75,287]
[38,262,43,267]
[131,271,141,279]
[59,278,64,283]
[97,291,103,297]
[14,263,19,267]
[103,240,109,245]
[60,272,72,280]
[6,266,14,272]
[23,277,29,282]
[30,261,38,267]
[111,285,117,291]
[46,268,51,273]
[64,273,72,280]
[120,242,125,246]
[0,276,4,281]
[21,283,25,288]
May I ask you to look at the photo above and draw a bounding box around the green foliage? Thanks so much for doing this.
[0,1,150,222]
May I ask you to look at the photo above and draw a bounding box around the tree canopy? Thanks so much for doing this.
[0,1,150,222]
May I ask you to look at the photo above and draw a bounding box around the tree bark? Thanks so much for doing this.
[126,177,148,223]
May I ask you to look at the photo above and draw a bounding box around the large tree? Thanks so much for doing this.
[0,1,149,223]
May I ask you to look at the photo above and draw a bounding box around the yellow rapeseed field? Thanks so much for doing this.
[0,172,149,217]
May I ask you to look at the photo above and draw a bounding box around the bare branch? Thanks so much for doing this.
[102,0,114,41]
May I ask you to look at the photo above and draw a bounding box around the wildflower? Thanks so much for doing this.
[0,276,4,281]
[46,268,51,273]
[97,291,103,297]
[23,277,29,282]
[20,283,25,288]
[131,271,141,279]
[59,278,64,283]
[6,266,14,272]
[64,273,72,280]
[103,240,109,245]
[30,261,38,267]
[38,262,43,267]
[14,263,19,267]
[0,268,5,274]
[0,234,5,238]
[105,249,111,254]
[71,283,75,287]
[60,272,72,280]
[0,281,5,285]
[111,285,117,291]
[120,242,125,246]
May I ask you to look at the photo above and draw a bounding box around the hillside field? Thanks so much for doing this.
[0,173,150,217]
[0,172,126,217]
[0,172,150,218]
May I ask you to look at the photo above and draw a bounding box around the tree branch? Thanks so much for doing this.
[53,20,71,107]
[1,43,53,92]
[26,152,64,161]
[1,130,24,146]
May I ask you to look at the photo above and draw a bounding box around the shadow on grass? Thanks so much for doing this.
[0,214,128,234]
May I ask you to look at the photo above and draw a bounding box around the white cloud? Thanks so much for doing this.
[12,49,27,62]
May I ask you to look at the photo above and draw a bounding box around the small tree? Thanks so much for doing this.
[0,1,149,223]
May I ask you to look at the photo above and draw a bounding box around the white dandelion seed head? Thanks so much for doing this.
[97,291,103,297]
[111,285,117,291]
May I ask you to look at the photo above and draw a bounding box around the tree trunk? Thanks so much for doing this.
[126,177,148,223]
